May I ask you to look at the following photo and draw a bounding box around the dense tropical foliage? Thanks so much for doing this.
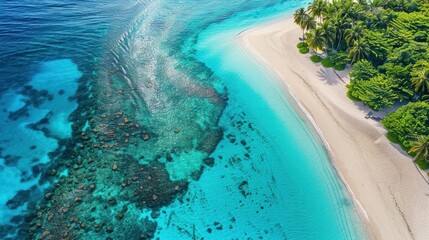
[294,0,429,166]
[409,135,429,162]
[381,102,429,148]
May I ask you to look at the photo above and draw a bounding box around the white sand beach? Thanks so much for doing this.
[238,17,429,240]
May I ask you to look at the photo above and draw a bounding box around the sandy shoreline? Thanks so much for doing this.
[238,17,429,240]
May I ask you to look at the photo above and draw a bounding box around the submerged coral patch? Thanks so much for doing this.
[0,59,81,235]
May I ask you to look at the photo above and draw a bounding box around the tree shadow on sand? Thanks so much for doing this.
[316,67,343,86]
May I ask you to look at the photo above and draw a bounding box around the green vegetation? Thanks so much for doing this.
[411,60,429,95]
[297,39,309,54]
[299,47,310,54]
[381,102,429,148]
[333,64,346,71]
[293,7,316,42]
[306,27,326,52]
[348,75,399,110]
[329,52,349,68]
[297,42,308,48]
[408,135,429,161]
[409,135,429,169]
[310,55,322,63]
[294,0,429,168]
[416,159,429,170]
[320,58,333,68]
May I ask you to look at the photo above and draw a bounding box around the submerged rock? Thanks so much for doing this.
[6,189,32,209]
[44,193,52,201]
[17,73,224,240]
[238,180,250,197]
[108,197,117,206]
[203,157,215,167]
[106,225,114,233]
[127,161,189,209]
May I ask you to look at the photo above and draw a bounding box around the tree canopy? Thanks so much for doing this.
[294,0,429,167]
[347,75,399,110]
[293,0,429,107]
[382,102,429,148]
[408,135,429,162]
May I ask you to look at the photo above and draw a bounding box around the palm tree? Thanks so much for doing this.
[411,60,429,95]
[320,20,336,49]
[348,2,366,21]
[389,0,408,12]
[356,0,368,6]
[306,27,326,53]
[339,0,354,20]
[294,8,308,42]
[368,0,386,15]
[408,135,429,162]
[348,38,370,64]
[325,0,339,16]
[302,15,317,33]
[370,0,385,9]
[330,12,350,50]
[308,0,328,23]
[294,8,307,26]
[412,68,429,94]
[344,21,365,47]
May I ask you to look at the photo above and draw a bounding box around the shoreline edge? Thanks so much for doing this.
[237,16,429,240]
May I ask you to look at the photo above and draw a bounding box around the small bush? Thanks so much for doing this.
[415,159,429,170]
[297,42,308,48]
[346,89,360,101]
[333,64,346,71]
[310,55,322,63]
[299,47,309,54]
[330,52,350,66]
[321,58,333,68]
[386,132,400,144]
[414,31,427,42]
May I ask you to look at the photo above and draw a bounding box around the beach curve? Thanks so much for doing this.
[238,16,429,240]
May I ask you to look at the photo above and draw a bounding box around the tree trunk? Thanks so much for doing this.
[336,33,343,51]
[302,29,305,42]
[313,48,319,56]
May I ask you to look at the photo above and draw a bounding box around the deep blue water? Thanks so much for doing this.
[0,0,366,239]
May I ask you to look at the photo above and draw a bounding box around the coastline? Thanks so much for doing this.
[238,16,429,240]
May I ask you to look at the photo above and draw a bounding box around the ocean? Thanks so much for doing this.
[0,0,365,239]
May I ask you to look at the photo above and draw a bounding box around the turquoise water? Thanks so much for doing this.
[0,0,365,239]
[153,5,366,240]
[0,59,82,224]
